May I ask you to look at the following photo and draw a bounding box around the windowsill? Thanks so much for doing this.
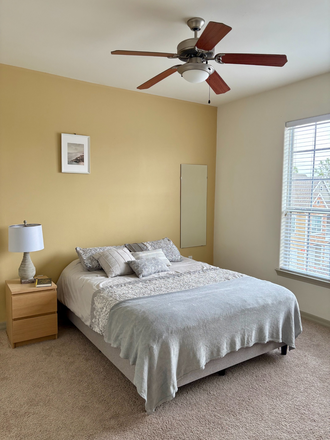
[276,268,330,287]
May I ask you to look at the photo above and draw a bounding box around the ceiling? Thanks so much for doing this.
[1,0,329,106]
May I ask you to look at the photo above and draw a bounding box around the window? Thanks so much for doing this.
[280,114,330,281]
[311,215,322,234]
[291,213,297,234]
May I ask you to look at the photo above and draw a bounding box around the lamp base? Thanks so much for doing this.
[18,252,36,283]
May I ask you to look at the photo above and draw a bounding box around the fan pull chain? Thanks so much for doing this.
[208,84,211,104]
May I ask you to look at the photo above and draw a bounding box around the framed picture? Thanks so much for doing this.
[61,133,90,174]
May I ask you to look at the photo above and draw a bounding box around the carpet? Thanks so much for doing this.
[0,317,329,440]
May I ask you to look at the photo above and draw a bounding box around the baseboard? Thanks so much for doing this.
[301,311,330,328]
[0,322,6,331]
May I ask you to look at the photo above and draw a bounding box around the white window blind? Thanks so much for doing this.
[280,114,330,281]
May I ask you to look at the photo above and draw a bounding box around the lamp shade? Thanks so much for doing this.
[8,223,44,253]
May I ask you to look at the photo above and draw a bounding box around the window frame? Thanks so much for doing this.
[279,113,330,283]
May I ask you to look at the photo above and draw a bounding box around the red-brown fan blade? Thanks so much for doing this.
[196,22,232,51]
[206,71,230,94]
[111,50,177,58]
[137,67,178,90]
[220,53,288,67]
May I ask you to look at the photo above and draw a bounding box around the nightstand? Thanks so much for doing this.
[5,279,58,348]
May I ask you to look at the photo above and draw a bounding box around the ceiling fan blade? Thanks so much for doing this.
[137,67,178,90]
[111,50,177,58]
[196,22,232,51]
[219,53,288,67]
[206,71,230,94]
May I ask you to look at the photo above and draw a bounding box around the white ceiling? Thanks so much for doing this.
[1,0,330,106]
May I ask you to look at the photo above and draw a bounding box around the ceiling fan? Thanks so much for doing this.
[111,18,287,95]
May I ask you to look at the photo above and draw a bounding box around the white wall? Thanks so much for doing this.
[214,73,330,321]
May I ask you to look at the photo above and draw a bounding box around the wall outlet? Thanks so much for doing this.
[188,256,193,259]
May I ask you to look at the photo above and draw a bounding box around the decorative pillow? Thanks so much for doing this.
[131,249,171,266]
[93,247,135,278]
[143,238,182,262]
[128,257,169,279]
[125,242,149,252]
[75,245,124,271]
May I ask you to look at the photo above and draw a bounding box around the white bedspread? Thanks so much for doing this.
[57,257,214,326]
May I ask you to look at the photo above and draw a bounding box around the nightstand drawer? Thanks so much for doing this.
[12,313,58,343]
[12,289,57,319]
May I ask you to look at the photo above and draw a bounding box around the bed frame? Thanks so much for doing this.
[63,306,287,389]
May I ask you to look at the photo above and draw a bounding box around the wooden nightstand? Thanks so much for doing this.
[5,279,58,348]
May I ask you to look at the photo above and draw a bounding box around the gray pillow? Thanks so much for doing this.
[75,245,124,271]
[131,249,171,266]
[93,247,135,278]
[144,238,182,262]
[128,257,169,279]
[125,242,149,252]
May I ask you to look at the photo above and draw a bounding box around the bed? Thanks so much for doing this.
[57,240,302,413]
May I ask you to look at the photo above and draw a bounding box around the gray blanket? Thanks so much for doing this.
[102,276,302,413]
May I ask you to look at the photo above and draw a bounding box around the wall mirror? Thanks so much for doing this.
[180,164,207,248]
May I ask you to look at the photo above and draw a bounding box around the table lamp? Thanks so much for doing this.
[8,220,44,283]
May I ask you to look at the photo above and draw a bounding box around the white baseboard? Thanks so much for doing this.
[301,311,330,328]
[0,322,6,331]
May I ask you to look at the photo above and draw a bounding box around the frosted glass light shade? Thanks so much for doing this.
[182,69,209,83]
[8,223,44,252]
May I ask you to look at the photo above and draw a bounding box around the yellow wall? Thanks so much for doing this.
[0,64,217,323]
[214,72,330,321]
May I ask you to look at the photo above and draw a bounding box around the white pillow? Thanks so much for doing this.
[131,249,171,266]
[93,247,135,278]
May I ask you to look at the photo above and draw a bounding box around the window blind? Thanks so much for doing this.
[280,114,330,281]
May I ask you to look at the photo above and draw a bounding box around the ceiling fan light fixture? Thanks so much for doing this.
[177,62,214,84]
[182,69,209,83]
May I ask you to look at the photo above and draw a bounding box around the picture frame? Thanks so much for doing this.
[61,133,90,174]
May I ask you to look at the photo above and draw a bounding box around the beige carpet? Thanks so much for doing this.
[0,317,329,440]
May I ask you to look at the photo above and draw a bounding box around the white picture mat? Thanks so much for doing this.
[61,133,90,174]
